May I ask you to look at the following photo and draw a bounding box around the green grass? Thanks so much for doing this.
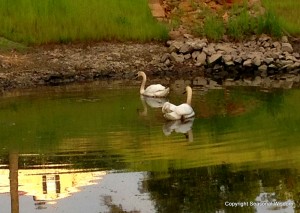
[0,37,28,52]
[227,8,256,40]
[262,0,300,36]
[195,1,285,41]
[203,15,225,41]
[256,11,282,37]
[0,0,168,45]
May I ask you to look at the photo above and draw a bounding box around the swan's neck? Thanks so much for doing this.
[140,73,147,94]
[186,88,192,106]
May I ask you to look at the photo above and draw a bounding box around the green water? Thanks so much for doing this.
[0,82,300,212]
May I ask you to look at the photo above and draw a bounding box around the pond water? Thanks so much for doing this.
[0,81,300,213]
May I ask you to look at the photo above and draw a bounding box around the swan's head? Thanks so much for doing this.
[183,86,192,94]
[137,71,146,78]
[186,86,192,93]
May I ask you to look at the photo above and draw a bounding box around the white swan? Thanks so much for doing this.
[137,71,169,97]
[162,86,195,121]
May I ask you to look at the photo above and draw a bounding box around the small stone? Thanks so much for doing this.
[179,43,194,54]
[243,59,252,67]
[208,53,222,64]
[282,43,293,53]
[196,52,207,65]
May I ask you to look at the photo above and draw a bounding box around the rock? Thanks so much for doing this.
[286,55,298,62]
[161,53,170,62]
[272,41,281,49]
[281,36,289,43]
[258,64,268,72]
[215,43,236,54]
[186,40,207,50]
[293,52,300,58]
[196,52,207,65]
[264,58,274,64]
[208,53,222,64]
[282,43,293,53]
[223,55,233,64]
[269,64,277,69]
[179,43,194,54]
[170,52,185,63]
[270,52,280,59]
[252,56,261,66]
[184,53,191,60]
[202,45,215,56]
[168,41,184,52]
[243,59,252,67]
[164,59,171,66]
[234,56,243,64]
[192,51,200,60]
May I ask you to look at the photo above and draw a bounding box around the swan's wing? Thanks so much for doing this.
[144,84,169,97]
[162,102,176,113]
[184,110,195,119]
[163,111,182,121]
[145,84,166,93]
[174,104,194,116]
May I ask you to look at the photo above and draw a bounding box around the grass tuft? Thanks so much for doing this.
[202,15,225,41]
[256,11,282,38]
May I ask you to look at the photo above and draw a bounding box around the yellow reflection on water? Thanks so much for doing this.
[0,166,106,203]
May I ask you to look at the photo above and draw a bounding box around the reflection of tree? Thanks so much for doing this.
[102,195,140,213]
[16,151,125,171]
[9,151,19,213]
[259,89,285,116]
[145,165,300,212]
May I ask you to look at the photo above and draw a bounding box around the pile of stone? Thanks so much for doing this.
[160,35,300,77]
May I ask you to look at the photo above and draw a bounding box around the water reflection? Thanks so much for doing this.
[163,118,194,142]
[0,154,106,212]
[1,82,300,212]
[147,166,297,213]
[139,95,168,117]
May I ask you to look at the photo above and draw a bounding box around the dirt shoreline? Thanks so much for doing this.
[0,42,169,91]
[0,39,300,93]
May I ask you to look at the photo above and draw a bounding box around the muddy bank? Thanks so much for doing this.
[0,38,300,92]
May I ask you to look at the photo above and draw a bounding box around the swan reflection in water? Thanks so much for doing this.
[162,117,194,142]
[138,95,168,116]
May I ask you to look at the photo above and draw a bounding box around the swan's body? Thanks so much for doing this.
[137,71,169,97]
[162,86,195,121]
[162,102,176,113]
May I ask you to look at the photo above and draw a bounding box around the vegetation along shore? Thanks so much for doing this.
[0,0,300,92]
